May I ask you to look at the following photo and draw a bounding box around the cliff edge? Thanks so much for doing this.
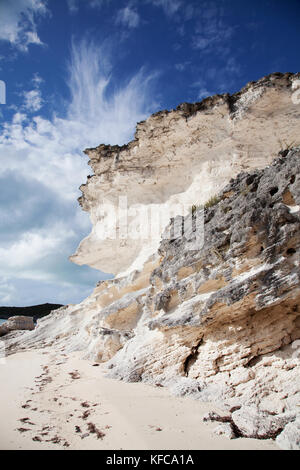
[71,72,300,276]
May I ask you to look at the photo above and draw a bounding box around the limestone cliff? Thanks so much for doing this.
[5,73,300,449]
[71,72,300,276]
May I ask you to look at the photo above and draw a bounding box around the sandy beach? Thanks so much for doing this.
[0,349,278,450]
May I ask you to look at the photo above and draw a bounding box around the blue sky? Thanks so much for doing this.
[0,0,299,307]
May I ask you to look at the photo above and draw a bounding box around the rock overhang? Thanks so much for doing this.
[70,72,300,275]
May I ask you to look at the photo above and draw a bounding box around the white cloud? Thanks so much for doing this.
[67,0,112,13]
[0,0,47,51]
[67,40,157,145]
[24,30,44,47]
[0,225,74,271]
[0,279,16,304]
[193,37,210,50]
[191,78,215,100]
[23,89,43,111]
[32,72,44,86]
[0,39,157,305]
[149,0,182,17]
[175,61,190,72]
[67,0,79,13]
[225,57,241,75]
[89,0,111,7]
[192,5,234,55]
[116,6,140,29]
[197,88,214,99]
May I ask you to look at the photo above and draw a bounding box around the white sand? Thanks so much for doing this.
[0,350,278,450]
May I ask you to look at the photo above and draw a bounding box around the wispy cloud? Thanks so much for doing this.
[0,0,48,51]
[191,78,215,100]
[191,2,234,55]
[67,40,157,142]
[67,0,112,14]
[116,6,140,29]
[89,0,112,8]
[192,23,234,54]
[67,0,79,13]
[32,72,44,87]
[148,0,182,17]
[197,88,214,100]
[0,39,157,305]
[22,89,43,112]
[175,61,191,72]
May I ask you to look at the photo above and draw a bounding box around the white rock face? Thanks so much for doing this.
[0,316,34,337]
[5,73,300,449]
[70,73,300,275]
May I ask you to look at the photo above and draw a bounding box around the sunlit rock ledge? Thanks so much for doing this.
[5,73,300,449]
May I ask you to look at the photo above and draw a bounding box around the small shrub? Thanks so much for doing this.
[204,195,220,208]
[211,246,224,261]
[190,204,203,214]
[190,195,220,214]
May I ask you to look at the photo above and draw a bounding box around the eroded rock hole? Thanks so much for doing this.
[246,175,255,185]
[270,187,279,196]
[250,183,258,193]
[245,355,262,367]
